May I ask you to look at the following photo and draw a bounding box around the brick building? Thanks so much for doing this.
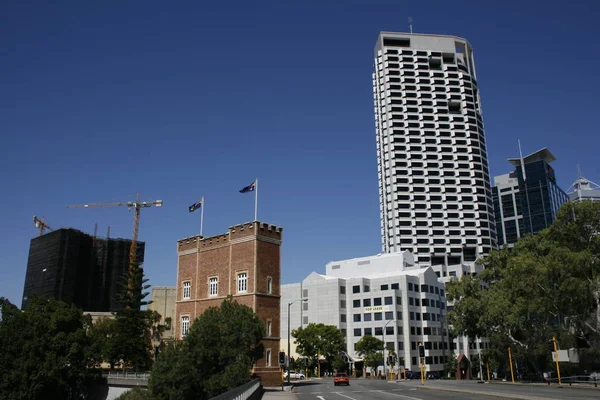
[175,221,282,386]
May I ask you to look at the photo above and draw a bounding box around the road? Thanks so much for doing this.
[292,378,599,400]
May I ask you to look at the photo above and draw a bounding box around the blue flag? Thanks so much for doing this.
[189,199,203,213]
[239,181,256,193]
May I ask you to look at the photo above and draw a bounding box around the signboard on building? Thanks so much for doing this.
[364,306,390,312]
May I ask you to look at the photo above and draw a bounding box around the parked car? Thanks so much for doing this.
[426,372,440,380]
[333,372,350,386]
[283,371,306,380]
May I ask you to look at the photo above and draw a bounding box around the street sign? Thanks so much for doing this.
[551,350,569,362]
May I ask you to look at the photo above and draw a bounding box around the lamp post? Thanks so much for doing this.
[382,319,396,380]
[288,298,307,384]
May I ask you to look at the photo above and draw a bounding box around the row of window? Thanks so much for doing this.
[351,296,399,306]
[181,274,273,299]
[409,311,442,321]
[354,326,397,336]
[347,311,399,321]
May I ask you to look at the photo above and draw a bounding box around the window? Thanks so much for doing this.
[391,283,399,290]
[183,282,191,299]
[340,300,346,309]
[364,313,372,322]
[363,298,371,307]
[385,311,394,320]
[303,289,308,297]
[303,302,308,311]
[384,296,393,305]
[353,314,361,322]
[374,298,382,306]
[374,312,383,321]
[341,314,347,323]
[181,316,190,338]
[364,327,372,335]
[303,316,308,324]
[266,349,272,367]
[381,284,389,290]
[375,327,383,335]
[397,311,403,320]
[386,326,394,335]
[267,320,272,336]
[267,277,272,294]
[354,328,361,337]
[364,285,370,292]
[353,285,360,294]
[340,286,346,294]
[209,277,218,296]
[396,296,402,305]
[237,273,247,292]
[353,299,361,308]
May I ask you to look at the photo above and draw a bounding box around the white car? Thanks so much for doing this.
[284,371,306,380]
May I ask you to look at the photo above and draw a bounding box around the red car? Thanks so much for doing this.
[334,372,350,386]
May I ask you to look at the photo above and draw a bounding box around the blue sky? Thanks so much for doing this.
[2,0,599,307]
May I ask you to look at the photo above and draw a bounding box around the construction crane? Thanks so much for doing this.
[33,215,53,236]
[67,194,163,274]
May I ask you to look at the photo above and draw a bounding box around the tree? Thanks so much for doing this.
[355,335,384,377]
[291,323,345,375]
[149,297,264,400]
[87,316,119,368]
[447,201,600,376]
[443,352,457,378]
[112,262,155,371]
[0,296,98,400]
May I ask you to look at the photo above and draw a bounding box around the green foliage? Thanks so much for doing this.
[149,297,264,400]
[0,296,98,400]
[355,335,384,373]
[331,354,347,372]
[447,201,600,375]
[443,352,457,378]
[112,263,156,371]
[115,387,154,400]
[291,323,345,374]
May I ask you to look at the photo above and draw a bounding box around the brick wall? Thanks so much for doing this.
[175,221,283,386]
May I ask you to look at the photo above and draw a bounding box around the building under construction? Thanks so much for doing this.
[21,228,145,311]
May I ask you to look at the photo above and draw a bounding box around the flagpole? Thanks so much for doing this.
[254,178,258,222]
[200,197,204,237]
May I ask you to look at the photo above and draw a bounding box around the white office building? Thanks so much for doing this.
[372,32,497,268]
[281,251,452,375]
[568,169,600,203]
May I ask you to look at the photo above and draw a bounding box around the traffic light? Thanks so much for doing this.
[418,343,425,358]
[278,351,285,365]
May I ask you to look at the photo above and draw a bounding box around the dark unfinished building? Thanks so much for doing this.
[21,228,145,311]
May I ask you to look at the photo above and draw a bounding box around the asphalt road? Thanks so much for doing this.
[292,378,600,400]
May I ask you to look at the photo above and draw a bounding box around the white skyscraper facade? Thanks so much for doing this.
[373,32,497,268]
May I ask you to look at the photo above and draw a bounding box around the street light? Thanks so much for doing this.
[288,298,308,384]
[382,319,396,381]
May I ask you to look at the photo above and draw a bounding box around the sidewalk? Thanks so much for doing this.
[262,385,296,399]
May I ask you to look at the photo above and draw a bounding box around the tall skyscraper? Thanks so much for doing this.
[373,32,497,270]
[492,148,569,246]
[22,228,144,311]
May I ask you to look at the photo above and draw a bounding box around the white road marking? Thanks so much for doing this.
[317,396,326,400]
[334,392,359,400]
[371,389,423,400]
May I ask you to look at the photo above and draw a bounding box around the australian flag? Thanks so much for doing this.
[239,181,256,193]
[188,199,203,213]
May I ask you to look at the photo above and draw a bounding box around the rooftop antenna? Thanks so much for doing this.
[408,17,413,34]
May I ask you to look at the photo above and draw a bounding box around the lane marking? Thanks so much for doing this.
[371,389,423,400]
[317,396,326,400]
[334,392,359,400]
